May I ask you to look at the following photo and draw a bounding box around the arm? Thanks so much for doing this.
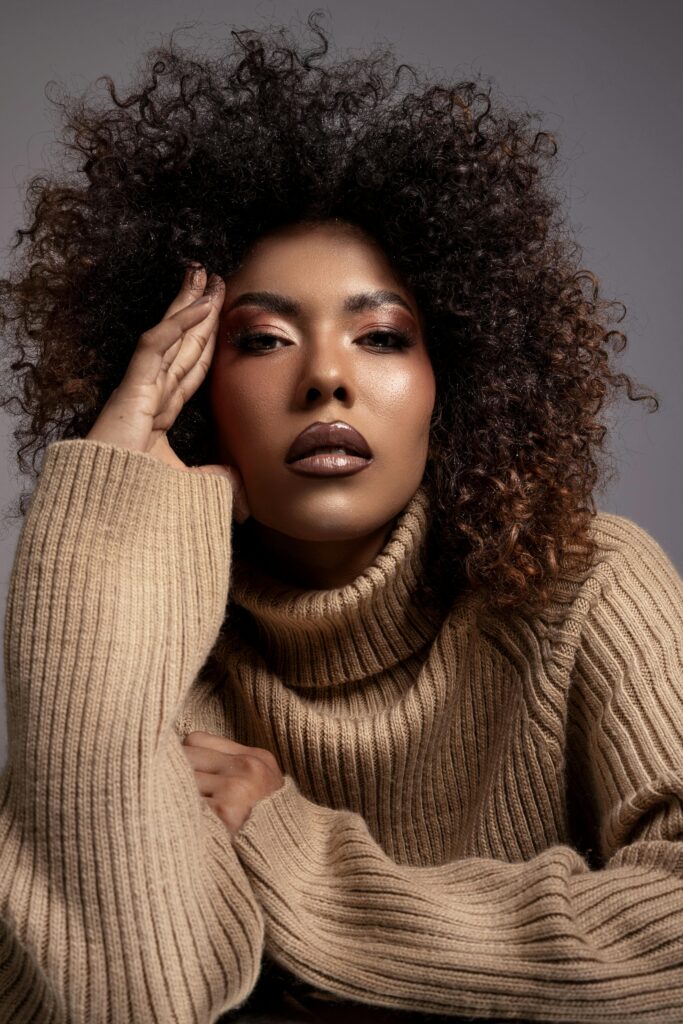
[0,438,264,1023]
[231,516,683,1023]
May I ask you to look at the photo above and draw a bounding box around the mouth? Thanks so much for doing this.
[285,420,373,465]
[286,450,373,477]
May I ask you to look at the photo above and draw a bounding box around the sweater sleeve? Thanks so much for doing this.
[0,439,265,1024]
[230,516,683,1023]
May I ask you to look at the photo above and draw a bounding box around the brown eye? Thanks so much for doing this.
[229,332,287,353]
[361,331,415,351]
[228,329,416,354]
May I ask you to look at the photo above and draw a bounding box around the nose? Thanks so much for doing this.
[294,334,353,407]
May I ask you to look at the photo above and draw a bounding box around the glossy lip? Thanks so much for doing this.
[285,420,373,464]
[286,452,373,477]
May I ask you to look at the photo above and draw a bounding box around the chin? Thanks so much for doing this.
[243,467,423,532]
[257,512,378,544]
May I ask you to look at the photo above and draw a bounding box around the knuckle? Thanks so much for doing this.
[139,328,156,346]
[235,754,257,776]
[253,757,272,781]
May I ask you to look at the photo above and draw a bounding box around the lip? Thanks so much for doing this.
[287,452,373,477]
[285,420,373,464]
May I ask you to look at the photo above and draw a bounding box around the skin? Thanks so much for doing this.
[207,218,437,590]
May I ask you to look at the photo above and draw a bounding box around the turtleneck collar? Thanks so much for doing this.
[227,485,439,688]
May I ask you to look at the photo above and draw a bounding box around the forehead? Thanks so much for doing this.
[223,222,421,325]
[236,221,399,280]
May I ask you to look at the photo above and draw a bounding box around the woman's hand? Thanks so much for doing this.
[181,730,285,838]
[84,264,250,522]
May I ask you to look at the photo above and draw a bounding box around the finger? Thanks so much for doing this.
[160,276,225,383]
[163,264,208,320]
[173,326,217,404]
[135,272,223,388]
[184,731,254,752]
[190,769,221,797]
[163,268,225,328]
[124,298,216,388]
[181,741,245,770]
[181,745,223,774]
[190,771,252,804]
[183,731,279,773]
[206,798,242,837]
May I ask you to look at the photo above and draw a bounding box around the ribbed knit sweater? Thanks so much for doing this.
[2,438,683,1023]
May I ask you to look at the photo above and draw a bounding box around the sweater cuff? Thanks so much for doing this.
[36,438,233,548]
[233,773,307,847]
[231,773,362,876]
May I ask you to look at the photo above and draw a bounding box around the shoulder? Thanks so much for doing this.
[560,513,683,760]
[460,511,683,668]
[573,513,683,679]
[586,511,683,602]
[502,511,683,664]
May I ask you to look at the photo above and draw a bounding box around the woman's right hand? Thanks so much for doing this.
[84,264,250,523]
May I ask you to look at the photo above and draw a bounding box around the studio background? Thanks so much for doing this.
[1,0,681,769]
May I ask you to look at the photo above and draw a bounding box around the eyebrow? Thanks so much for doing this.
[225,289,415,317]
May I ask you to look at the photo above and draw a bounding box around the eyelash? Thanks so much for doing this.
[228,330,416,354]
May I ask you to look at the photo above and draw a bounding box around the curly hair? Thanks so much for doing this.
[0,11,659,620]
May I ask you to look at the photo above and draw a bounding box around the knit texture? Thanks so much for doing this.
[2,437,683,1022]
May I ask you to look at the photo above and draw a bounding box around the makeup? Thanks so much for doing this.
[286,453,373,476]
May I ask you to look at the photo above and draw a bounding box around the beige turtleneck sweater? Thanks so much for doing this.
[2,437,683,1023]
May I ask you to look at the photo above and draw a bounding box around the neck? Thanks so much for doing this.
[224,484,440,689]
[238,517,397,590]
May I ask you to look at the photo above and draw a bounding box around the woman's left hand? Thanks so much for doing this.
[181,730,285,837]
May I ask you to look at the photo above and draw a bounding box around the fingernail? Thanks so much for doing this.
[185,264,204,286]
[190,294,212,306]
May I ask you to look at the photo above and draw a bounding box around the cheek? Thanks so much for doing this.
[372,361,436,436]
[209,358,283,456]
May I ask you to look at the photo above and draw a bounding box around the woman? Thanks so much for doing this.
[1,13,682,1024]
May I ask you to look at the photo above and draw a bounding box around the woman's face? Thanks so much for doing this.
[208,220,436,544]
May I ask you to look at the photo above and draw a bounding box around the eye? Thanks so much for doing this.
[229,331,286,353]
[229,329,416,354]
[362,330,415,352]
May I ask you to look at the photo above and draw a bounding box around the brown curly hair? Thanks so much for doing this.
[0,11,659,620]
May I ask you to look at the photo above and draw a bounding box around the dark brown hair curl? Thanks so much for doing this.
[0,12,659,619]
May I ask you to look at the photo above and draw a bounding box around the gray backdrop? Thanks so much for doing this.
[1,1,681,769]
